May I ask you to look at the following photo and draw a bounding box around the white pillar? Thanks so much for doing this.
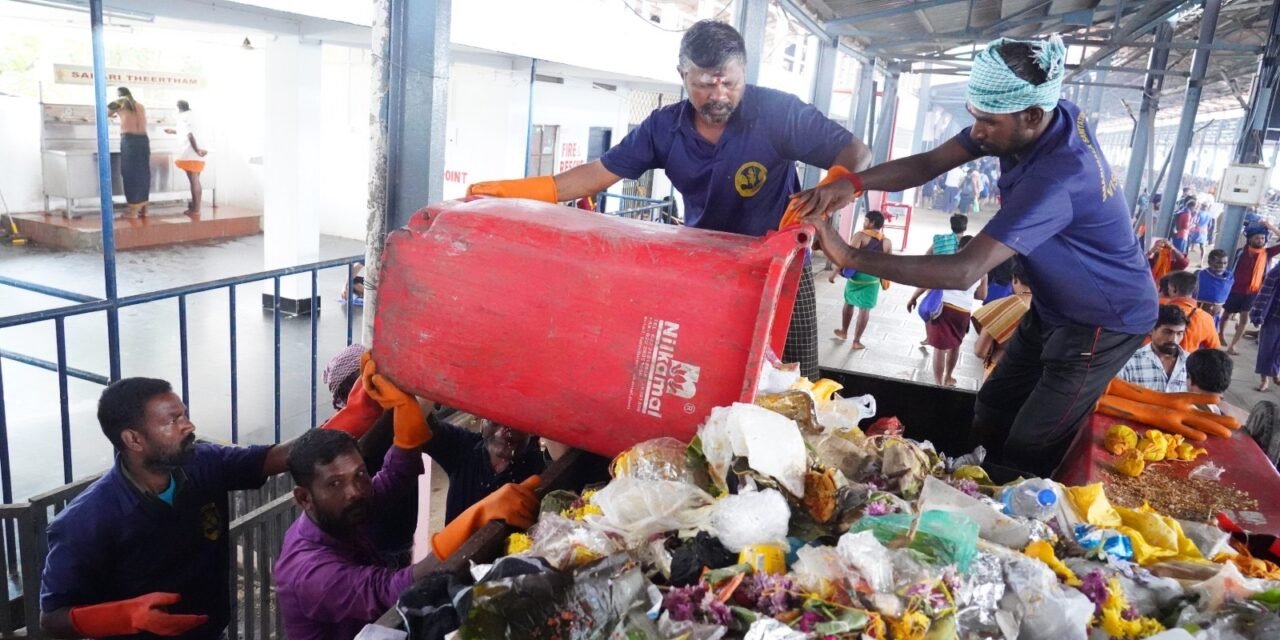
[262,35,322,312]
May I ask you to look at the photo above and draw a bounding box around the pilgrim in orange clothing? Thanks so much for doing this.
[1147,239,1189,285]
[1159,270,1221,352]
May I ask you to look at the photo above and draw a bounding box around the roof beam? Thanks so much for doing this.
[826,0,971,27]
[1065,0,1195,81]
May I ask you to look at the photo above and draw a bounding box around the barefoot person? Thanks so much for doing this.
[107,87,150,217]
[1223,222,1280,355]
[830,210,892,350]
[164,100,208,214]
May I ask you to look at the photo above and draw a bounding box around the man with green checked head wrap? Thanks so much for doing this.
[793,35,1157,477]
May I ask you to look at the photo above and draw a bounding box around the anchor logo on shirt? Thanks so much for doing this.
[200,503,221,541]
[734,162,767,197]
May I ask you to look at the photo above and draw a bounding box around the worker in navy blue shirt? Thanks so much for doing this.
[795,35,1157,477]
[40,378,299,639]
[469,20,872,380]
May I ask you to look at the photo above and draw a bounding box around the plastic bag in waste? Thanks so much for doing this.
[611,437,707,485]
[709,488,790,552]
[743,618,806,640]
[523,513,621,570]
[396,570,472,640]
[865,416,904,437]
[458,553,649,640]
[835,531,895,592]
[668,532,738,587]
[790,544,846,597]
[1000,552,1093,640]
[816,394,876,433]
[754,390,821,434]
[587,477,713,547]
[952,552,1005,638]
[1189,460,1226,481]
[698,403,807,497]
[850,510,979,572]
[917,475,1031,550]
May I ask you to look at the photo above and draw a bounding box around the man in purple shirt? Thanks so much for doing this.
[795,36,1156,476]
[275,368,541,639]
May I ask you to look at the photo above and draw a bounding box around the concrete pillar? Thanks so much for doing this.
[1156,0,1224,238]
[850,58,876,141]
[735,0,768,85]
[1124,20,1174,217]
[803,37,839,188]
[262,35,321,313]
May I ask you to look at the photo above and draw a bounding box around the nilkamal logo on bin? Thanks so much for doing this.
[633,317,701,418]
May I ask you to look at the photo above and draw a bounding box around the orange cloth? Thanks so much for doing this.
[174,159,205,173]
[1244,246,1269,293]
[1161,296,1222,351]
[1150,246,1174,285]
[779,166,853,229]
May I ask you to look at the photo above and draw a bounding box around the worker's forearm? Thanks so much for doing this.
[552,161,620,202]
[857,153,938,193]
[814,222,979,290]
[261,442,292,477]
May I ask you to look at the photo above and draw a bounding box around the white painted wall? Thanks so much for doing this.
[205,46,266,213]
[315,46,372,240]
[0,96,44,213]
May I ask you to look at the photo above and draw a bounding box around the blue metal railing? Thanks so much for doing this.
[0,255,364,500]
[598,192,681,225]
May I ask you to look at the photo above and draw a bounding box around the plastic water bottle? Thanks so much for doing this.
[1000,479,1059,521]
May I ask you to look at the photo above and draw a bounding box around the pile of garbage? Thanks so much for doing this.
[395,371,1280,640]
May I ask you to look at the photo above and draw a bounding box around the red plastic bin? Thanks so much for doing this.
[372,197,811,457]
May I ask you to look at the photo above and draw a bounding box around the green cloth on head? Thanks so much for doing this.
[967,34,1065,114]
[844,272,881,309]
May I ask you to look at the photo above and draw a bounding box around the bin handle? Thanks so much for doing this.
[739,225,812,402]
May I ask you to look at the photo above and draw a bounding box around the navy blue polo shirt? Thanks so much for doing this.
[955,100,1157,334]
[423,415,545,524]
[600,85,854,237]
[41,442,271,639]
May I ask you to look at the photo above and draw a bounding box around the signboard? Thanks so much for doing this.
[53,64,204,89]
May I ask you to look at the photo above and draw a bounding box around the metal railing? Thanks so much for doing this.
[0,254,363,638]
[598,192,681,225]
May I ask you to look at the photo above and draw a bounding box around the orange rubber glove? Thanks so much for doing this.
[779,165,860,229]
[319,377,383,439]
[467,176,559,203]
[360,354,430,449]
[431,476,541,560]
[70,592,208,637]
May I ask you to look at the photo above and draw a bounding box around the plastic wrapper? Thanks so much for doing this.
[1190,561,1277,613]
[1074,524,1135,562]
[865,416,904,437]
[587,477,713,546]
[754,391,821,434]
[743,618,806,640]
[790,544,847,597]
[522,514,621,570]
[656,613,728,640]
[1190,460,1226,481]
[668,532,737,586]
[611,437,705,485]
[850,510,979,572]
[952,552,1006,637]
[816,394,876,433]
[801,468,838,523]
[831,435,937,500]
[458,553,648,640]
[836,531,895,592]
[698,403,807,497]
[756,358,801,395]
[709,488,790,552]
[1000,553,1093,640]
[1181,519,1236,559]
[918,475,1031,550]
[941,446,986,472]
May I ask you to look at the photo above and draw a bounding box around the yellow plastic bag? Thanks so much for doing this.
[1114,503,1204,565]
[1064,483,1122,527]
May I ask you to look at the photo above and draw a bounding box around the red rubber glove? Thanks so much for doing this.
[319,377,383,439]
[467,176,559,202]
[360,354,430,449]
[70,592,208,637]
[431,476,541,560]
